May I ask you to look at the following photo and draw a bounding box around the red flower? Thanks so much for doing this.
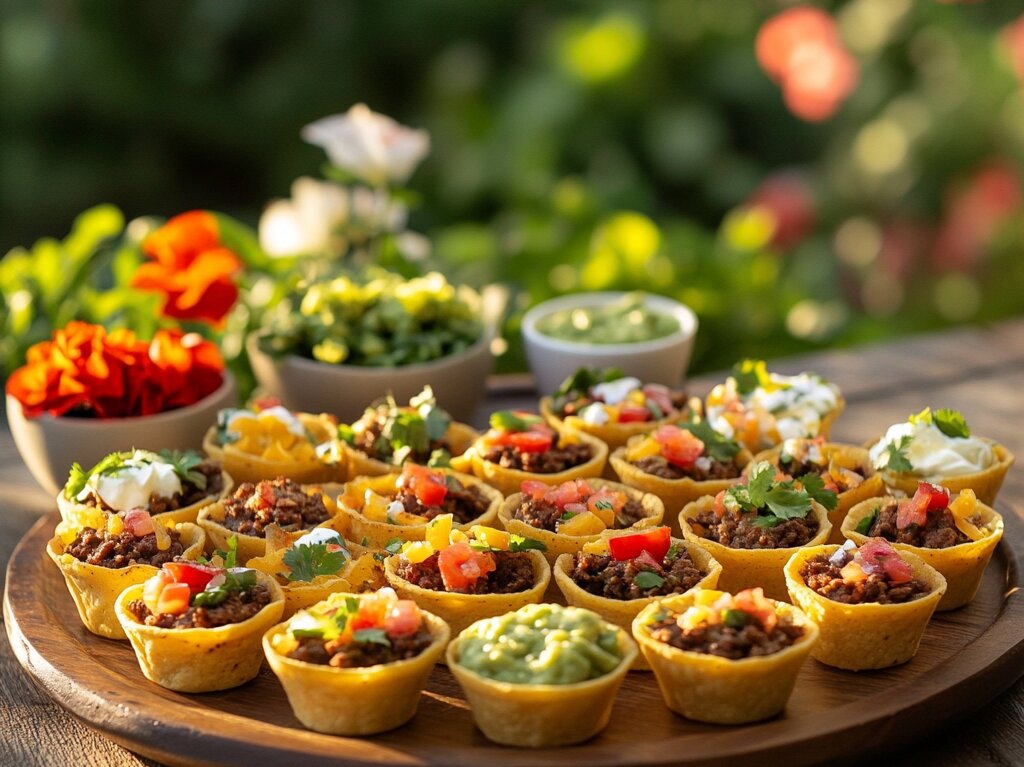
[746,172,817,250]
[133,211,241,326]
[6,322,224,419]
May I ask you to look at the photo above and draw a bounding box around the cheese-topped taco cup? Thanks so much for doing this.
[345,421,479,477]
[751,440,885,544]
[841,493,1003,610]
[47,518,205,640]
[632,589,818,724]
[203,405,343,485]
[679,495,831,601]
[553,531,721,670]
[114,569,285,691]
[784,544,946,670]
[246,525,383,618]
[446,604,637,747]
[335,467,501,549]
[498,478,664,566]
[263,592,449,735]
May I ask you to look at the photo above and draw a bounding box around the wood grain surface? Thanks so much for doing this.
[3,318,1024,767]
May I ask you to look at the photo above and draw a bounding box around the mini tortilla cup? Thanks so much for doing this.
[841,495,1003,611]
[203,411,344,485]
[451,428,608,497]
[335,469,501,549]
[246,525,383,618]
[343,421,479,478]
[56,469,235,528]
[553,536,721,670]
[384,549,550,639]
[197,483,343,565]
[784,545,946,670]
[751,442,885,544]
[47,522,206,640]
[610,438,753,537]
[498,478,665,566]
[632,591,818,724]
[114,570,285,692]
[263,601,449,735]
[539,395,702,452]
[867,440,1014,506]
[678,496,831,601]
[446,617,637,747]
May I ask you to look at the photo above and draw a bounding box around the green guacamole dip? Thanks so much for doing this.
[536,293,679,345]
[455,603,624,684]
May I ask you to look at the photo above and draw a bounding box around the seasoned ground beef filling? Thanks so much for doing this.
[799,554,931,604]
[84,462,224,513]
[127,584,272,629]
[65,527,184,568]
[394,551,536,594]
[632,455,741,481]
[221,478,330,537]
[286,625,434,668]
[512,497,646,532]
[396,482,490,524]
[691,509,818,549]
[866,502,971,549]
[647,615,804,660]
[351,413,449,464]
[559,392,691,419]
[481,442,593,473]
[570,549,705,600]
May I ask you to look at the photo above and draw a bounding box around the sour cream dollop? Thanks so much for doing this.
[869,420,994,478]
[590,377,643,406]
[78,450,183,510]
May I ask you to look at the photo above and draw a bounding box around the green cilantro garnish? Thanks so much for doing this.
[383,537,404,555]
[357,387,452,464]
[885,435,914,473]
[64,451,129,499]
[593,499,614,511]
[665,542,684,561]
[489,410,542,432]
[508,534,547,552]
[725,461,814,527]
[934,408,970,439]
[157,449,208,491]
[722,609,749,629]
[560,511,578,522]
[554,367,625,400]
[64,449,207,500]
[732,359,770,396]
[855,507,880,535]
[283,540,349,583]
[352,628,391,646]
[213,536,239,569]
[427,448,452,468]
[798,473,838,512]
[648,609,670,624]
[337,423,356,444]
[678,419,741,463]
[634,570,665,590]
[192,568,257,608]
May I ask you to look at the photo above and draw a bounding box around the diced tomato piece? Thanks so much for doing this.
[437,542,496,591]
[917,482,950,511]
[713,490,727,519]
[547,480,581,509]
[155,582,192,616]
[401,464,449,507]
[384,600,422,638]
[123,508,155,537]
[574,479,594,496]
[509,430,553,453]
[352,593,392,632]
[653,425,704,468]
[586,488,626,515]
[608,527,671,562]
[857,537,913,583]
[617,405,652,423]
[642,384,676,416]
[163,562,220,592]
[732,587,778,633]
[521,480,551,500]
[143,570,174,614]
[896,493,929,530]
[634,550,664,572]
[252,395,283,412]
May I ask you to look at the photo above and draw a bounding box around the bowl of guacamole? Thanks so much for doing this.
[522,292,698,395]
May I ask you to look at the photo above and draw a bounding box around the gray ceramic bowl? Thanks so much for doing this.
[521,292,698,395]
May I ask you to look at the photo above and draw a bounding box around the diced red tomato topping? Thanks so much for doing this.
[608,527,671,562]
[634,550,665,572]
[918,482,950,511]
[857,538,913,583]
[400,464,449,507]
[713,490,727,519]
[521,480,550,500]
[895,493,929,530]
[509,430,554,453]
[143,570,174,614]
[574,479,594,496]
[252,395,283,411]
[586,487,626,515]
[155,582,192,616]
[163,562,220,592]
[383,600,422,638]
[617,404,652,423]
[642,384,676,416]
[731,587,778,633]
[123,508,155,537]
[437,542,496,591]
[653,425,705,468]
[548,480,582,508]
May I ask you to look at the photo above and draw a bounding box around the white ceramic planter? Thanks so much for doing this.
[7,372,238,496]
[247,332,494,424]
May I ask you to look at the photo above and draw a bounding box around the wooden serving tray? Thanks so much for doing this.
[6,511,1024,767]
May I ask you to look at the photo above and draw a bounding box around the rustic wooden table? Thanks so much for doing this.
[3,320,1024,766]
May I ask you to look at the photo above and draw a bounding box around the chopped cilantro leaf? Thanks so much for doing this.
[679,419,740,463]
[799,473,838,512]
[192,568,256,607]
[384,537,404,555]
[934,408,970,439]
[489,410,541,432]
[554,367,625,399]
[508,534,547,552]
[353,628,391,646]
[665,542,684,561]
[64,452,127,499]
[157,449,207,491]
[283,542,349,582]
[855,508,880,535]
[732,359,769,396]
[634,570,665,590]
[427,448,452,468]
[885,435,914,473]
[213,536,239,569]
[751,515,783,528]
[337,424,356,444]
[560,511,578,521]
[722,609,749,629]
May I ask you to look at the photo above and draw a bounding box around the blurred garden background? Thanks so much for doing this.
[2,0,1024,377]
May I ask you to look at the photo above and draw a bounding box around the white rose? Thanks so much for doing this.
[259,176,348,257]
[301,103,430,186]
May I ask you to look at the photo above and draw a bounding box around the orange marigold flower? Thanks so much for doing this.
[133,211,242,326]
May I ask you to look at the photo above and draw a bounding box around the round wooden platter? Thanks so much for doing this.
[5,512,1024,767]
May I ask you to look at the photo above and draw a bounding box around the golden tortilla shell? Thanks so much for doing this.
[497,478,664,566]
[751,442,885,544]
[610,438,753,537]
[335,469,501,549]
[868,441,1014,506]
[202,412,344,485]
[343,421,479,478]
[539,395,703,452]
[632,591,818,724]
[47,522,206,640]
[384,549,550,640]
[445,619,637,747]
[114,571,285,692]
[197,483,343,565]
[57,470,235,528]
[263,603,449,735]
[784,545,945,670]
[552,537,721,670]
[678,496,831,601]
[451,428,608,497]
[841,496,1003,610]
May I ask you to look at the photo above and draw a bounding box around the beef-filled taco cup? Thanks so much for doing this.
[336,465,501,549]
[263,589,449,735]
[841,484,1002,610]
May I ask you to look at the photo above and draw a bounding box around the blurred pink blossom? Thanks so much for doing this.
[746,172,817,250]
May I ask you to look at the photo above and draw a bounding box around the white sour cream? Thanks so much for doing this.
[79,450,183,510]
[293,528,344,548]
[578,402,611,426]
[869,420,994,478]
[591,377,642,406]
